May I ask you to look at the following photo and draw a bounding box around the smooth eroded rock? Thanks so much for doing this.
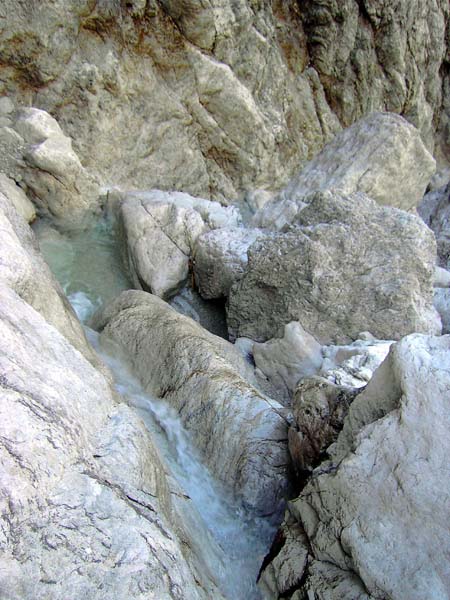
[93,290,291,516]
[116,189,241,299]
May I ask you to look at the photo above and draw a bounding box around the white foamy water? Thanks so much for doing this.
[35,218,278,600]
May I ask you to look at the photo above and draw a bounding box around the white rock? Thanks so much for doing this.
[434,265,450,287]
[255,112,436,230]
[93,290,290,515]
[194,226,264,299]
[320,338,394,388]
[0,284,221,600]
[294,334,450,599]
[253,322,323,398]
[120,196,206,298]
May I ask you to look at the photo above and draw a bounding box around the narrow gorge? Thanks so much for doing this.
[1,2,450,599]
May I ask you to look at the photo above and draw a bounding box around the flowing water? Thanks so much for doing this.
[34,216,277,600]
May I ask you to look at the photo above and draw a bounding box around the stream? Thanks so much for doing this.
[34,215,278,600]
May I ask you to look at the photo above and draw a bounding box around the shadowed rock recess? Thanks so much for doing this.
[2,2,450,600]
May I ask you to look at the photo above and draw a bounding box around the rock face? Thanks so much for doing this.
[194,227,265,299]
[228,190,440,344]
[93,290,290,516]
[0,1,448,202]
[255,112,436,230]
[116,190,240,299]
[260,334,450,599]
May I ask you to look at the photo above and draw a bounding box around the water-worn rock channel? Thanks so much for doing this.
[34,216,278,600]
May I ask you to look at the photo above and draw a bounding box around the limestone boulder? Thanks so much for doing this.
[194,227,265,299]
[93,290,290,516]
[228,190,440,344]
[255,112,436,230]
[0,284,221,600]
[14,108,100,223]
[116,189,240,299]
[252,322,323,399]
[261,334,450,599]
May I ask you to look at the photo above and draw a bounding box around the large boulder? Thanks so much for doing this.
[13,108,100,223]
[254,112,436,230]
[228,190,440,344]
[193,226,264,299]
[0,284,222,600]
[261,334,450,599]
[116,190,240,299]
[93,290,290,516]
[252,322,323,399]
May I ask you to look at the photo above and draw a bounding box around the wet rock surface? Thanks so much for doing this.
[93,289,291,516]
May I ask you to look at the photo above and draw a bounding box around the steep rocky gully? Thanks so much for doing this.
[1,2,450,600]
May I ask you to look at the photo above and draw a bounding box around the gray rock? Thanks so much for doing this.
[228,190,440,344]
[262,333,450,599]
[0,284,222,600]
[194,227,265,299]
[93,290,291,516]
[0,173,35,223]
[1,1,447,203]
[14,108,100,223]
[418,180,450,267]
[252,322,323,399]
[255,112,436,230]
